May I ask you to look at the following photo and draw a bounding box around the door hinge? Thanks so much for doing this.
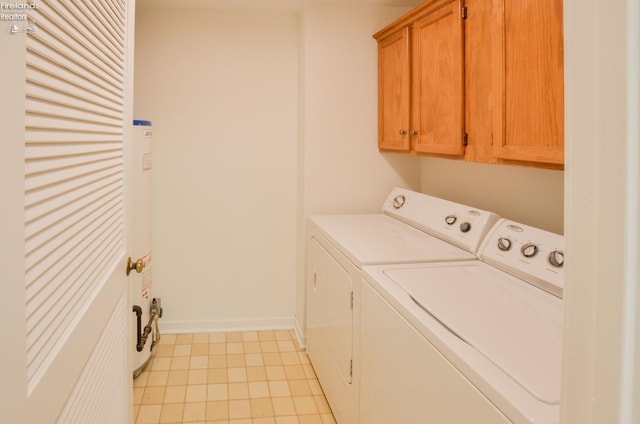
[350,359,353,377]
[462,132,468,146]
[461,6,468,19]
[350,291,354,310]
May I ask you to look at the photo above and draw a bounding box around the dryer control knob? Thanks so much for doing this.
[521,243,539,258]
[497,237,512,251]
[459,222,471,233]
[548,250,564,268]
[393,194,406,209]
[445,215,457,225]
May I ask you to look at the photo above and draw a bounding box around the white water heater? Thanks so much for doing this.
[131,120,160,377]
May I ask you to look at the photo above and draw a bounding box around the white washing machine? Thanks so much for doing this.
[360,219,564,424]
[305,187,500,424]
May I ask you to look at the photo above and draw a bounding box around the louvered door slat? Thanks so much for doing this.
[24,212,122,323]
[79,0,126,40]
[24,166,121,207]
[26,229,122,383]
[25,209,122,317]
[25,230,122,352]
[71,0,125,53]
[99,0,126,24]
[27,83,122,122]
[24,177,121,242]
[26,62,122,111]
[27,34,121,99]
[25,142,122,158]
[24,197,122,300]
[24,0,127,392]
[27,37,122,100]
[26,99,122,129]
[25,114,122,134]
[32,4,123,84]
[25,149,122,174]
[50,1,124,74]
[26,130,122,143]
[24,157,122,191]
[95,0,126,20]
[68,0,125,53]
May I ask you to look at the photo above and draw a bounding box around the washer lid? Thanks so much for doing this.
[387,262,563,405]
[309,215,474,267]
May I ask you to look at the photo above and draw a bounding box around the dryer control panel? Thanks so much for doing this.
[479,219,565,298]
[382,187,500,255]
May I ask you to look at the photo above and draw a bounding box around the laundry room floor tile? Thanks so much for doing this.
[134,330,336,424]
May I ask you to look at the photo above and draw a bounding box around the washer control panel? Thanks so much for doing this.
[382,187,501,254]
[480,219,565,298]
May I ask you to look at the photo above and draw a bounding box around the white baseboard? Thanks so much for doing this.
[159,317,297,335]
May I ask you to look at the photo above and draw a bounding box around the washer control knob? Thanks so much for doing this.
[459,222,471,233]
[521,243,539,258]
[497,237,512,251]
[548,250,564,268]
[392,194,405,209]
[445,215,457,225]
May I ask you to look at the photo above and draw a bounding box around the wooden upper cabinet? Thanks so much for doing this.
[374,0,464,155]
[374,0,565,169]
[412,1,465,155]
[377,27,411,151]
[491,0,565,166]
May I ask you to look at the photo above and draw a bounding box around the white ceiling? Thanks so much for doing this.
[137,0,423,11]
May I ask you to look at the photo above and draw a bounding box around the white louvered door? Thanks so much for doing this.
[0,0,134,423]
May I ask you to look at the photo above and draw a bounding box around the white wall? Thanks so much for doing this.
[294,3,421,338]
[134,3,421,335]
[299,4,421,216]
[134,8,299,332]
[420,158,564,234]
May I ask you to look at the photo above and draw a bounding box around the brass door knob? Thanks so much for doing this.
[126,257,145,276]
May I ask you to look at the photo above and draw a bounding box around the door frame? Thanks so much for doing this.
[0,21,29,424]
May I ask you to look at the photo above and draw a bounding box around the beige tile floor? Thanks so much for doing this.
[133,330,336,424]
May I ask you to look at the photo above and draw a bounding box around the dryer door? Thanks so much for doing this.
[306,236,353,385]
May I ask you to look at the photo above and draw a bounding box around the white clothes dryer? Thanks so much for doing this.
[360,219,564,424]
[305,187,500,424]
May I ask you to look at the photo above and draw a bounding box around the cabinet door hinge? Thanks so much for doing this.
[462,132,468,146]
[461,6,468,19]
[350,359,353,378]
[350,291,354,310]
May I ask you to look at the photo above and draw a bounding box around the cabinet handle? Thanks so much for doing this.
[410,130,418,136]
[399,129,407,136]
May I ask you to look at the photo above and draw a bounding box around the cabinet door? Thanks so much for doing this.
[412,0,465,156]
[491,0,564,166]
[377,27,411,151]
